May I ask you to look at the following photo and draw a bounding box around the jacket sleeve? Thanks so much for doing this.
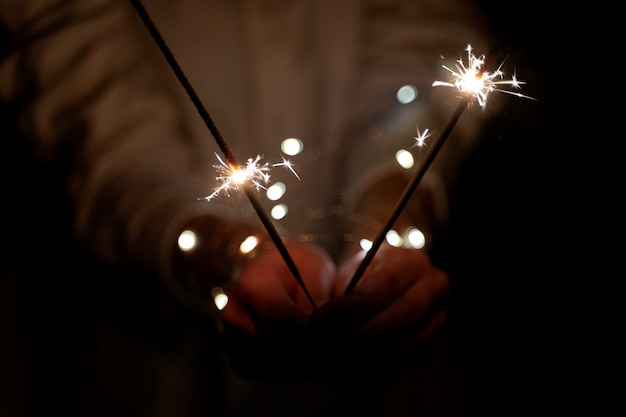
[0,0,243,300]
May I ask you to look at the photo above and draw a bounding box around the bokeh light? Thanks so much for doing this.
[266,182,286,201]
[395,149,414,169]
[178,229,197,251]
[407,227,426,249]
[271,204,288,220]
[396,84,418,104]
[281,137,303,156]
[386,229,403,247]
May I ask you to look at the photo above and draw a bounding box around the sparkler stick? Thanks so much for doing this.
[344,98,468,294]
[345,44,532,294]
[129,0,317,309]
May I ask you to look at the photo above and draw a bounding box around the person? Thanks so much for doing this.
[0,0,501,416]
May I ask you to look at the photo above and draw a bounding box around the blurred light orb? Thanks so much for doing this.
[239,235,260,254]
[271,204,288,220]
[407,227,426,249]
[231,168,248,184]
[212,287,229,310]
[178,229,197,251]
[359,238,373,251]
[397,84,418,104]
[214,294,228,310]
[281,138,303,156]
[395,149,414,169]
[386,229,403,247]
[266,182,286,200]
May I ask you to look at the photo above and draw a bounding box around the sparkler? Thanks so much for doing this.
[413,126,431,148]
[345,44,533,294]
[201,153,301,202]
[433,44,536,106]
[202,154,270,202]
[129,0,317,309]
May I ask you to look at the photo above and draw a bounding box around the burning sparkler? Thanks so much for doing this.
[130,0,317,309]
[413,126,431,148]
[201,153,300,202]
[345,44,533,294]
[202,154,271,202]
[433,44,535,107]
[274,156,301,180]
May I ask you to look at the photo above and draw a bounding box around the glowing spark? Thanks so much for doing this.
[413,126,431,147]
[274,156,301,180]
[202,153,271,201]
[433,44,534,107]
[347,44,536,296]
[202,153,302,201]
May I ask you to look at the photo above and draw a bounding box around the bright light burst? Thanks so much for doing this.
[413,126,431,147]
[201,153,299,201]
[433,44,533,107]
[274,156,301,180]
[201,153,270,201]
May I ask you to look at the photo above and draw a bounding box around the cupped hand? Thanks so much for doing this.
[307,247,451,376]
[219,241,335,380]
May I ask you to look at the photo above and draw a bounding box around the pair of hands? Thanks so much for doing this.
[220,241,450,381]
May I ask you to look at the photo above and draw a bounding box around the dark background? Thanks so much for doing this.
[435,1,617,415]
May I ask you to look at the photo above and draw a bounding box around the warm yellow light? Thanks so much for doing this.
[386,230,403,247]
[178,229,197,251]
[281,138,303,156]
[407,227,426,249]
[395,149,414,169]
[239,235,260,254]
[212,287,228,310]
[359,238,373,251]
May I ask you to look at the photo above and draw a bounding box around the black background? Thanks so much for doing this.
[436,1,617,415]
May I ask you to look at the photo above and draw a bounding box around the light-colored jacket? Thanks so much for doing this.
[0,1,493,416]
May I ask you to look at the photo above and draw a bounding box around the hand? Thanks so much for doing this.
[219,241,335,380]
[307,247,450,377]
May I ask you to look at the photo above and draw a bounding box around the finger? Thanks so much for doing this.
[310,250,446,341]
[241,270,310,333]
[336,248,432,299]
[314,266,448,362]
[367,310,450,375]
[356,248,433,293]
[223,242,336,337]
[222,259,310,335]
[390,308,448,357]
[307,291,383,340]
[333,251,366,297]
[286,243,336,308]
[220,285,258,335]
[350,267,450,341]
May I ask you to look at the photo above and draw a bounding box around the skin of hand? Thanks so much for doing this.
[220,240,450,381]
[306,246,451,377]
[219,241,336,381]
[221,241,336,334]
